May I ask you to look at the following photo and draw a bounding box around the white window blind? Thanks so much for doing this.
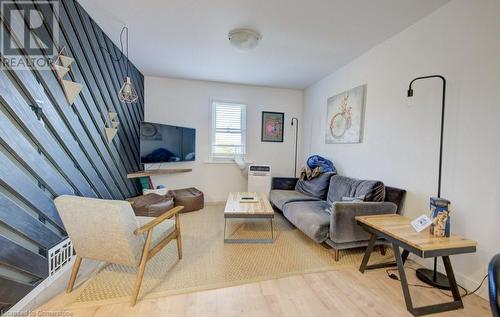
[211,101,246,159]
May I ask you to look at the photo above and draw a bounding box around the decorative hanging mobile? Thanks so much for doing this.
[52,47,83,105]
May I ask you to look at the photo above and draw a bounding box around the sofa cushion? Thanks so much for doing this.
[295,172,335,200]
[282,201,331,243]
[327,175,385,204]
[269,190,321,211]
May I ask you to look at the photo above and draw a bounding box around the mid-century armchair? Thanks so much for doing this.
[54,195,183,306]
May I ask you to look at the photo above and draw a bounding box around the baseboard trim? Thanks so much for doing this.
[205,201,225,206]
[7,258,101,313]
[7,258,75,313]
[408,255,488,300]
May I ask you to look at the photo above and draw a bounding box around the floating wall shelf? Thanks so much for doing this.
[127,168,193,179]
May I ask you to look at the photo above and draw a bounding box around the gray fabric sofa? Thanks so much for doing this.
[270,175,406,260]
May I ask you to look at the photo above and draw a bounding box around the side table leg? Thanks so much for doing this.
[402,249,410,264]
[393,243,415,313]
[270,218,274,241]
[223,218,227,241]
[442,256,463,305]
[359,233,377,273]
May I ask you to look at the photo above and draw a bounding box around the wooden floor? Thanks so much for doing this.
[38,261,490,317]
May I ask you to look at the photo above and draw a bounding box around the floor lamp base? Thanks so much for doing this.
[416,268,451,290]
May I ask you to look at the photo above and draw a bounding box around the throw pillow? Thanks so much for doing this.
[295,172,335,200]
[327,175,385,204]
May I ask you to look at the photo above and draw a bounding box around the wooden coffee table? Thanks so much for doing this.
[224,192,274,244]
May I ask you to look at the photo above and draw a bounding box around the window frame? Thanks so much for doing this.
[209,100,247,161]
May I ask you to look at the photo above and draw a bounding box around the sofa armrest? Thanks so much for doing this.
[329,202,397,244]
[384,186,406,214]
[271,177,299,190]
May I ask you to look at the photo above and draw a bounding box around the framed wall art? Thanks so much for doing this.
[261,111,284,142]
[325,85,366,144]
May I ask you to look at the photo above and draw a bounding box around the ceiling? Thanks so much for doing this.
[78,0,450,89]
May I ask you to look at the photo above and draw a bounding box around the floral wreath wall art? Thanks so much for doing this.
[325,85,366,144]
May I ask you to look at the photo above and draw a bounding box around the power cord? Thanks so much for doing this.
[385,267,488,298]
[99,27,127,62]
[463,274,489,297]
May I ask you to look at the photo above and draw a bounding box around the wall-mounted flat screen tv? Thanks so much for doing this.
[140,122,196,164]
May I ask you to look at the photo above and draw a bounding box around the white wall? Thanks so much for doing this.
[303,0,500,298]
[144,76,303,202]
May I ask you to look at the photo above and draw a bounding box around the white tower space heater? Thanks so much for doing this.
[247,165,271,197]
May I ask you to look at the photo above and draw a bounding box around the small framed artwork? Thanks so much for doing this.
[261,111,284,142]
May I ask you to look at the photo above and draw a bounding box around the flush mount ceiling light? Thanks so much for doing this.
[228,28,262,51]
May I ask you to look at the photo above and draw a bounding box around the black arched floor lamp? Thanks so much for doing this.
[407,75,451,290]
[291,117,299,178]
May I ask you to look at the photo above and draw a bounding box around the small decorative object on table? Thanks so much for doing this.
[429,197,451,237]
[411,214,432,232]
[239,195,258,203]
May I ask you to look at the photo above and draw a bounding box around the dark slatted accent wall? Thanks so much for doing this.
[0,0,143,310]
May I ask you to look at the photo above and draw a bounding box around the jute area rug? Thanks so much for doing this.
[69,205,393,307]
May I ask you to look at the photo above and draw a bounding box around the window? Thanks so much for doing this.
[210,101,246,159]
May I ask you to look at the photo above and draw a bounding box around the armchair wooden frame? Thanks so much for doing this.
[66,206,184,306]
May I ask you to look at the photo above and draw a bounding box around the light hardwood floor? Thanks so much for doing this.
[38,261,490,317]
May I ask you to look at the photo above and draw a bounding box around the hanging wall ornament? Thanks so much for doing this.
[105,127,118,144]
[61,80,83,105]
[52,47,82,105]
[52,64,69,79]
[108,112,118,122]
[105,112,120,144]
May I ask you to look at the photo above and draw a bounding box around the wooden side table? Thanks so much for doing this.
[355,214,477,316]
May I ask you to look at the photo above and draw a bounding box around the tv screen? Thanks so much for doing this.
[140,122,196,164]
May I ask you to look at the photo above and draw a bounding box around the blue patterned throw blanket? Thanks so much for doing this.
[300,155,337,180]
